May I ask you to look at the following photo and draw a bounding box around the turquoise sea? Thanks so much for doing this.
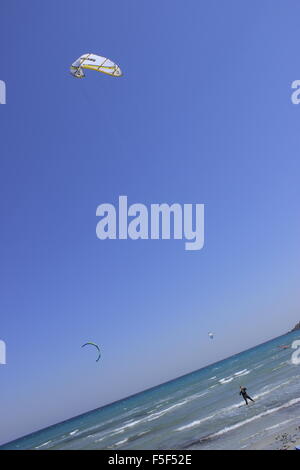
[2,331,300,450]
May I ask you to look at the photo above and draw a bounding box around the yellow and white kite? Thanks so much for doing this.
[70,53,123,79]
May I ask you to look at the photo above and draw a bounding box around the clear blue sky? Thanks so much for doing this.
[1,0,300,444]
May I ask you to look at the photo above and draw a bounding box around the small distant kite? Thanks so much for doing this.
[81,342,101,362]
[208,332,214,340]
[70,53,123,79]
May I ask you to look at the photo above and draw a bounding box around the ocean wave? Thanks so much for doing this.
[106,430,151,449]
[234,369,248,376]
[176,379,299,434]
[205,397,300,440]
[176,412,219,431]
[219,377,234,384]
[85,376,300,447]
[237,370,250,377]
[113,438,129,446]
[183,390,209,402]
[176,398,246,432]
[35,441,52,449]
[146,401,188,422]
[219,369,251,385]
[253,378,296,400]
[61,397,193,447]
[109,400,189,434]
[113,418,145,434]
[272,365,286,371]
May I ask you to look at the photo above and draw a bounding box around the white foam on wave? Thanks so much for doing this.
[197,391,209,398]
[35,441,52,449]
[176,411,219,431]
[219,369,251,384]
[113,438,129,447]
[146,401,188,422]
[176,398,247,432]
[108,400,189,436]
[175,378,299,433]
[253,378,295,400]
[69,429,79,436]
[237,370,250,377]
[184,390,209,402]
[219,377,234,384]
[210,397,300,439]
[113,418,145,434]
[234,369,248,376]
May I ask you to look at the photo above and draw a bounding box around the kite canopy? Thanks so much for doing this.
[70,53,122,78]
[208,332,214,339]
[81,342,101,362]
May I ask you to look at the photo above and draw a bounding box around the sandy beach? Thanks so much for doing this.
[248,424,300,450]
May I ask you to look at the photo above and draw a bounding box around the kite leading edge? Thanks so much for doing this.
[70,53,123,79]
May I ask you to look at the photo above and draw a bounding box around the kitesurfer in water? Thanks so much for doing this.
[239,386,255,405]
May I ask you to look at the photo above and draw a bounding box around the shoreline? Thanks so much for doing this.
[248,424,300,450]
